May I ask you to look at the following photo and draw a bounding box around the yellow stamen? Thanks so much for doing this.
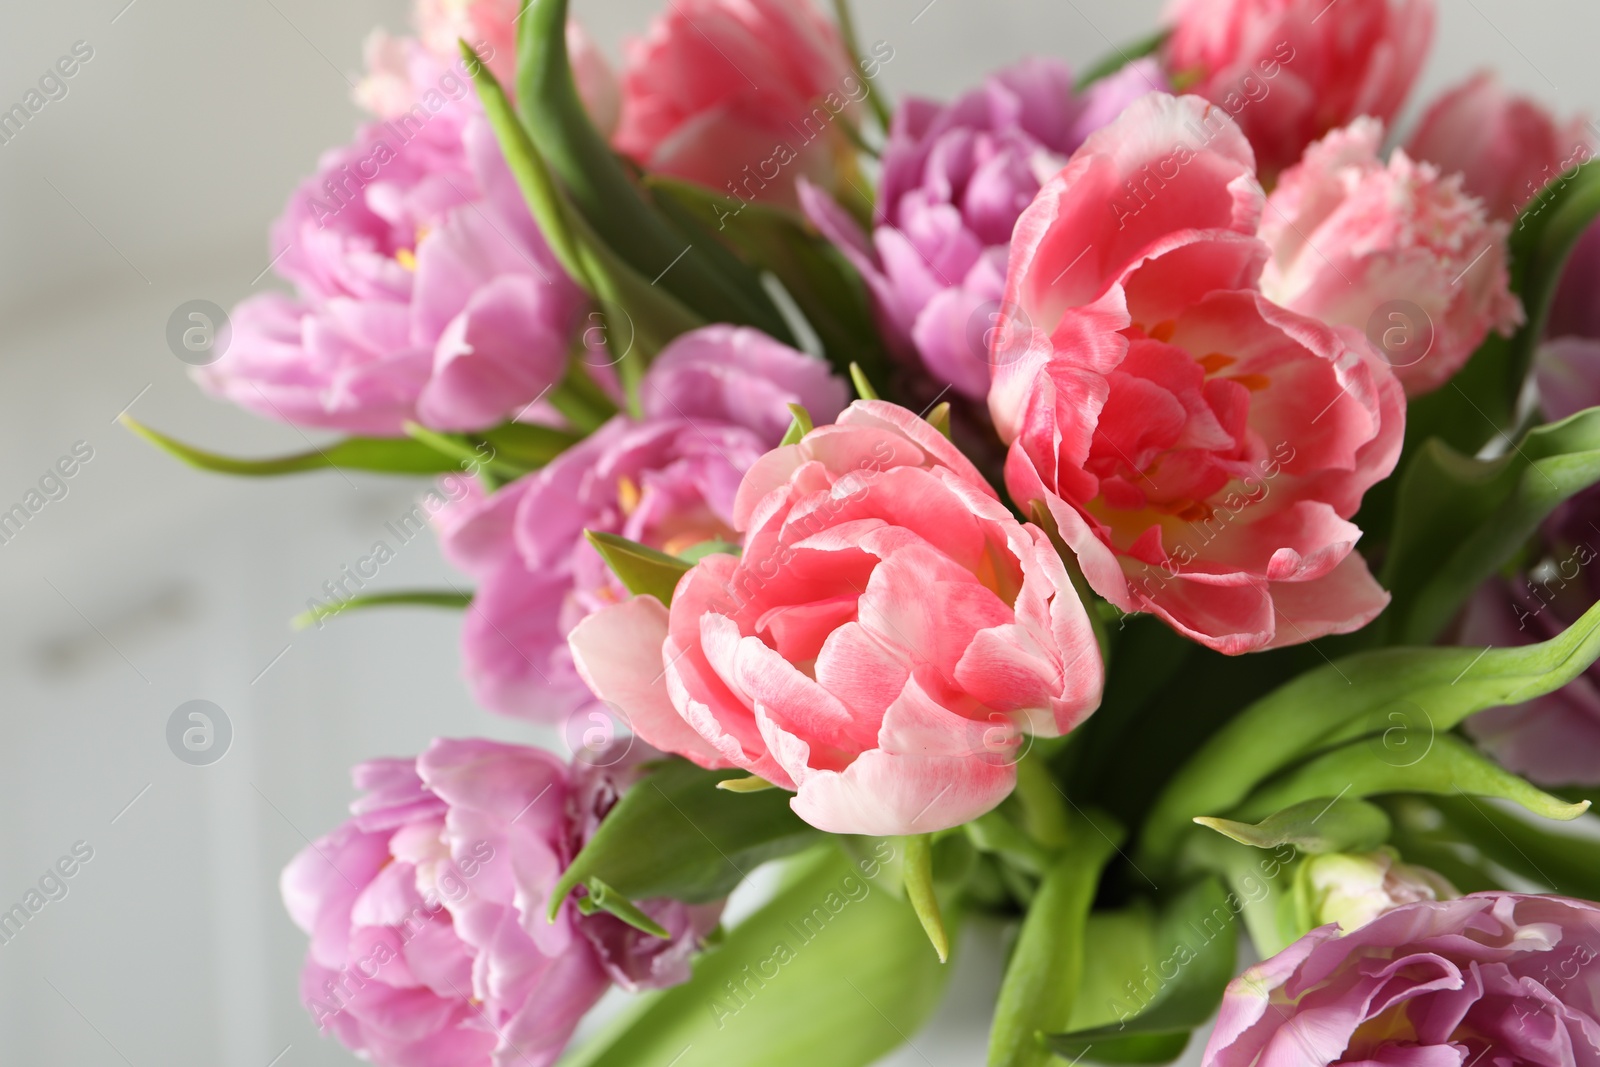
[1198,352,1236,374]
[1232,374,1272,392]
[1149,320,1178,342]
[395,248,418,272]
[616,476,641,516]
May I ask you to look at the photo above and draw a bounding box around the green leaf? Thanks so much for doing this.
[715,776,778,793]
[1404,161,1600,456]
[926,402,952,439]
[562,847,953,1067]
[584,531,693,606]
[292,590,472,630]
[1194,797,1392,855]
[548,759,821,916]
[646,178,891,381]
[1234,734,1588,825]
[402,422,528,482]
[464,39,703,369]
[830,0,891,131]
[1047,878,1239,1065]
[514,0,792,340]
[779,403,814,447]
[120,416,466,477]
[478,420,583,471]
[1140,596,1600,868]
[1380,406,1600,644]
[849,362,880,401]
[578,877,672,939]
[1074,30,1170,92]
[989,810,1122,1067]
[901,833,949,963]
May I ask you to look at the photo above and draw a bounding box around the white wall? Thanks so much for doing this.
[1,2,1596,1064]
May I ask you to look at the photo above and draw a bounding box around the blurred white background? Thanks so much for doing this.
[2,1,1598,1064]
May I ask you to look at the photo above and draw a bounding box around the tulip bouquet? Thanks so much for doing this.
[129,0,1600,1063]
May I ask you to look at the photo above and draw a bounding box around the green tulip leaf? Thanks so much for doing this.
[548,759,821,916]
[1194,797,1393,855]
[1141,596,1600,867]
[1429,795,1600,900]
[1047,878,1239,1065]
[1234,734,1588,825]
[121,416,470,477]
[292,590,472,630]
[584,531,693,607]
[563,847,952,1067]
[901,833,950,963]
[1381,406,1600,644]
[515,0,791,339]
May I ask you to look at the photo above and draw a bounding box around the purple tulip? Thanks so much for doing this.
[1204,893,1600,1067]
[282,738,721,1067]
[801,58,1164,399]
[199,43,584,436]
[433,326,848,721]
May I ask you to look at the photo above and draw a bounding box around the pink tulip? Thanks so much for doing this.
[1261,119,1523,397]
[1163,0,1434,178]
[614,0,863,209]
[203,45,584,435]
[1203,893,1600,1067]
[436,326,848,721]
[283,739,720,1067]
[569,401,1105,836]
[1406,70,1593,221]
[989,93,1403,654]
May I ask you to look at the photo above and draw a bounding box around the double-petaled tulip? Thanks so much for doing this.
[203,47,583,436]
[801,58,1163,400]
[1162,0,1434,178]
[283,739,720,1067]
[435,327,847,720]
[989,93,1404,654]
[1203,893,1600,1067]
[569,401,1105,836]
[1260,118,1523,397]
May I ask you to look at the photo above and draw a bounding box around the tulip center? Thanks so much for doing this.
[1079,322,1271,562]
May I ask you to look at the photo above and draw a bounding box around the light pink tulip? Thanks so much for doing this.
[284,739,720,1067]
[1163,0,1434,178]
[989,93,1403,654]
[1406,70,1593,221]
[1204,894,1600,1067]
[614,0,861,209]
[1261,118,1523,397]
[569,401,1105,836]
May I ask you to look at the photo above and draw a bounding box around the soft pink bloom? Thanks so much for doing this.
[568,401,1105,836]
[436,327,847,720]
[203,47,583,435]
[1163,0,1434,178]
[1203,893,1600,1067]
[989,94,1403,654]
[801,58,1164,400]
[1405,70,1593,221]
[282,739,719,1067]
[1261,118,1524,397]
[614,0,859,209]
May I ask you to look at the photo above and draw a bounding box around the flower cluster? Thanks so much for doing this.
[145,0,1600,1063]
